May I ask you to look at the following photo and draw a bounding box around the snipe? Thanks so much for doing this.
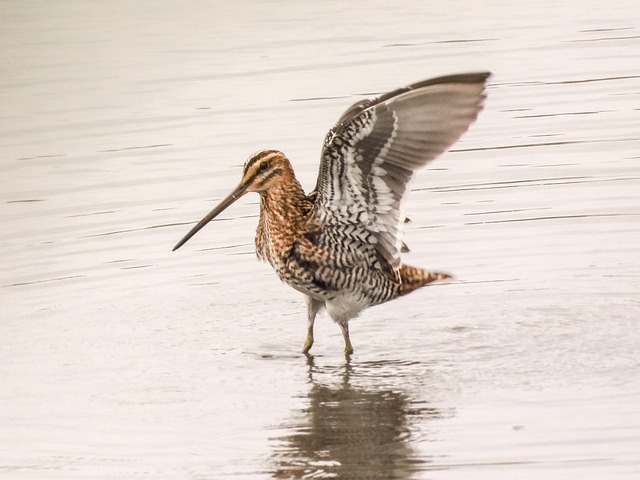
[173,72,490,355]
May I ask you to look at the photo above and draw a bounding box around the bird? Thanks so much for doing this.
[173,72,490,355]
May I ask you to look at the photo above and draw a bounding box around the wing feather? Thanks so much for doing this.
[312,72,490,282]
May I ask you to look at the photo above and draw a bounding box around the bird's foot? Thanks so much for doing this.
[301,334,314,354]
[343,336,354,356]
[339,322,354,356]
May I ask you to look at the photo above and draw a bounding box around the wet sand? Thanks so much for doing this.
[1,1,639,478]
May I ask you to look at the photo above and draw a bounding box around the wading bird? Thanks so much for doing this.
[173,72,490,355]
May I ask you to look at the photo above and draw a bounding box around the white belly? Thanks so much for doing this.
[325,294,369,324]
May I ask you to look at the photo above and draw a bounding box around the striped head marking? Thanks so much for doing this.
[241,150,291,193]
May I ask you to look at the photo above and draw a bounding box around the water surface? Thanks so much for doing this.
[1,1,639,478]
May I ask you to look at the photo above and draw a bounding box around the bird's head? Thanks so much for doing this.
[172,150,291,251]
[239,149,292,194]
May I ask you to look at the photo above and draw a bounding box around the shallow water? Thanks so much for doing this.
[2,1,639,478]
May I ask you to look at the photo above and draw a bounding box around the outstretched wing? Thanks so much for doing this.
[312,72,490,282]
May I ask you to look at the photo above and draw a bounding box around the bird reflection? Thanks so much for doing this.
[271,356,445,479]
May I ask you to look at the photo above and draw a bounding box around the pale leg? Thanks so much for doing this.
[338,322,354,356]
[302,296,323,354]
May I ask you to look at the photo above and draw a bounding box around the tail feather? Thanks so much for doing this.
[398,264,452,296]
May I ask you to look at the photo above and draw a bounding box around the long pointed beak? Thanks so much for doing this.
[172,182,248,251]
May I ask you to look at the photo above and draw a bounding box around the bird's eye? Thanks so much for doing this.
[259,161,269,171]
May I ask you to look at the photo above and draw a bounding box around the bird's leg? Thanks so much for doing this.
[338,322,354,356]
[302,297,323,354]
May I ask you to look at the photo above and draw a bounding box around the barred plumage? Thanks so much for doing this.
[173,72,491,355]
